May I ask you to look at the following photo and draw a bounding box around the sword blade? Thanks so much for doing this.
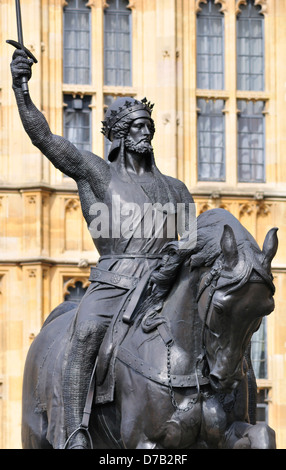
[7,0,38,95]
[15,0,24,46]
[15,0,29,95]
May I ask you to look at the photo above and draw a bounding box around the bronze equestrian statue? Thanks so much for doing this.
[20,209,278,449]
[11,49,195,449]
[10,49,278,450]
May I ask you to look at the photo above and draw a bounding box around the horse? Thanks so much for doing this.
[21,208,278,449]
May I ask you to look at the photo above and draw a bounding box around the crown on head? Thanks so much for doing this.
[101,97,154,139]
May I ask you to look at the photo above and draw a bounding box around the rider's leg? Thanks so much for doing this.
[62,283,128,449]
[63,317,107,448]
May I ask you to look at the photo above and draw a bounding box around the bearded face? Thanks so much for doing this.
[124,135,153,155]
[124,118,154,155]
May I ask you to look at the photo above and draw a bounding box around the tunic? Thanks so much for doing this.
[12,88,195,326]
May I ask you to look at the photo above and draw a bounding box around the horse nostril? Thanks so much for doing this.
[209,373,221,390]
[209,373,241,393]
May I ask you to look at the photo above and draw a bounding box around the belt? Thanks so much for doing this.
[99,253,164,260]
[89,266,139,290]
[89,253,165,322]
[89,253,164,290]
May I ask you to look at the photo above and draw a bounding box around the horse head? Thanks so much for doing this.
[197,223,278,393]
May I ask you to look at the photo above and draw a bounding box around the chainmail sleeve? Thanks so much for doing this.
[13,86,87,179]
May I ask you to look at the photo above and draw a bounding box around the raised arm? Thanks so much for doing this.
[10,49,85,179]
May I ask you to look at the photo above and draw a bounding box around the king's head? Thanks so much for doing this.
[101,97,155,142]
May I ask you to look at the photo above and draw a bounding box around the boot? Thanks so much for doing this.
[65,429,90,449]
[63,321,106,449]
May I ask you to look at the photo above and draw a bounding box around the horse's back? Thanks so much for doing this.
[22,303,77,448]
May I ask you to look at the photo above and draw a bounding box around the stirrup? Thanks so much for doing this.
[64,359,97,449]
[63,425,93,449]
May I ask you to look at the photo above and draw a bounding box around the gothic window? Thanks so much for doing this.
[63,0,91,85]
[63,95,92,152]
[196,0,224,90]
[197,98,225,181]
[237,99,265,182]
[104,0,132,86]
[237,0,264,91]
[64,280,88,303]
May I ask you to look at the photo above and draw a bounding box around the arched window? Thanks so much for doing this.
[237,0,264,91]
[196,0,224,90]
[63,0,91,84]
[64,280,88,303]
[104,0,132,86]
[196,1,225,182]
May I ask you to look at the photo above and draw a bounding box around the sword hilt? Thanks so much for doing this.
[7,39,38,95]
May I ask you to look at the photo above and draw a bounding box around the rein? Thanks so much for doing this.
[163,263,223,413]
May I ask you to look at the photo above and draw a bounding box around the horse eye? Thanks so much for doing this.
[214,305,223,315]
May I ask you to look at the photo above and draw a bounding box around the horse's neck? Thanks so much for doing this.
[163,263,202,357]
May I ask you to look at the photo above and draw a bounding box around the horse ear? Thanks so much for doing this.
[262,227,278,271]
[220,224,239,270]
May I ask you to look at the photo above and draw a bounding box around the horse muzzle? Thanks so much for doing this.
[209,368,243,393]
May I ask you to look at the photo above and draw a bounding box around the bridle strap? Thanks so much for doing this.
[196,266,222,365]
[196,261,223,303]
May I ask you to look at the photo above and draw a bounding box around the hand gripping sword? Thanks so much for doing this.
[7,0,38,95]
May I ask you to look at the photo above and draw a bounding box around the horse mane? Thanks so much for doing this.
[192,209,275,295]
[136,208,274,325]
[191,208,260,267]
[135,245,190,328]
